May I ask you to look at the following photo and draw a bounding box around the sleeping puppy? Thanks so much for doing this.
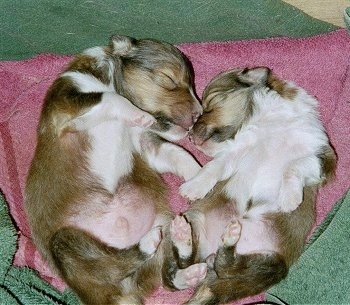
[169,67,336,304]
[25,35,204,305]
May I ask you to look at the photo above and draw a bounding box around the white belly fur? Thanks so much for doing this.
[69,122,160,249]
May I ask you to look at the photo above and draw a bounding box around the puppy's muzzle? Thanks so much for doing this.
[175,102,202,131]
[188,118,214,146]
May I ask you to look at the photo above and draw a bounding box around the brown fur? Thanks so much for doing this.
[266,73,297,100]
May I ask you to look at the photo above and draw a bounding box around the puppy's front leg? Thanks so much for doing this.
[141,135,201,181]
[65,92,156,132]
[179,154,228,201]
[180,133,257,201]
[163,215,207,290]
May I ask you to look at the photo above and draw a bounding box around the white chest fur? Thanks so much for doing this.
[88,120,134,193]
[224,88,327,214]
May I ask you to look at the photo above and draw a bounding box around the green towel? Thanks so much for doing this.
[344,7,350,32]
[2,187,350,304]
[2,182,350,304]
[0,0,338,60]
[267,189,350,305]
[0,192,79,305]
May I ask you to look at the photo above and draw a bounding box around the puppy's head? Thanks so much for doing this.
[110,35,202,140]
[190,67,286,155]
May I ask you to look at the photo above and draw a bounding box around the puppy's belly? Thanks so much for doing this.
[227,155,286,210]
[196,204,237,259]
[235,217,279,254]
[67,185,157,249]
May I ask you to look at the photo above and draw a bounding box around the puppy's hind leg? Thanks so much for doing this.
[50,226,161,305]
[162,216,207,290]
[185,220,288,305]
[171,215,194,266]
[171,216,207,290]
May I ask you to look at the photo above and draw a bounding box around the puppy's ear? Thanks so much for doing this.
[238,67,271,85]
[110,35,136,56]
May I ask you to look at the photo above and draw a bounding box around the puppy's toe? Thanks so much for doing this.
[221,220,241,247]
[179,181,205,201]
[128,112,156,128]
[170,215,192,258]
[278,190,303,213]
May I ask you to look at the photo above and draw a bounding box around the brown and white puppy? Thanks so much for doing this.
[169,67,336,304]
[25,35,204,305]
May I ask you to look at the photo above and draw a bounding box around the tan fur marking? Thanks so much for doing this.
[268,74,298,100]
[319,145,337,184]
[65,54,111,85]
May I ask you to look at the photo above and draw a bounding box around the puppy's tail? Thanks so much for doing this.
[185,251,288,305]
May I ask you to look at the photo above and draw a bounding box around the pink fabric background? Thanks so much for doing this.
[0,29,349,304]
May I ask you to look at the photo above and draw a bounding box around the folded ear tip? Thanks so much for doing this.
[240,66,271,84]
[110,35,135,56]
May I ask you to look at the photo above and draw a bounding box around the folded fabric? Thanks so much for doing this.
[1,29,350,304]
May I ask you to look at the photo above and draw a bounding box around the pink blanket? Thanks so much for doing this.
[1,29,349,304]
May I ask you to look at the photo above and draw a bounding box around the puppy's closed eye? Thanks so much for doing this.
[153,72,177,90]
[210,126,237,142]
[152,112,175,131]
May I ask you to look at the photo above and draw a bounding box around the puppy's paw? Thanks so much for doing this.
[221,220,241,247]
[179,179,212,201]
[181,162,202,182]
[139,227,162,256]
[126,111,156,128]
[277,171,304,213]
[172,263,208,290]
[278,178,303,213]
[205,253,216,269]
[278,190,303,212]
[171,215,192,259]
